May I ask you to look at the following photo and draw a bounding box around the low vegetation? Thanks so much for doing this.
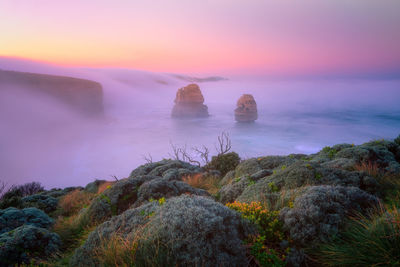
[182,173,220,195]
[1,134,400,266]
[315,205,400,266]
[227,201,288,266]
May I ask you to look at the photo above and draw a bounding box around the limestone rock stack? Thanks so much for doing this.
[234,94,258,122]
[171,84,209,118]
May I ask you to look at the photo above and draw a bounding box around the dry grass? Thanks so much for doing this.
[354,161,381,178]
[93,233,138,267]
[182,173,220,195]
[59,189,95,216]
[93,221,158,267]
[97,181,114,194]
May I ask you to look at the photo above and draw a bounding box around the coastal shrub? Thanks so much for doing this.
[280,185,379,247]
[227,201,284,242]
[218,170,273,204]
[21,194,59,214]
[218,176,251,204]
[72,196,252,266]
[0,225,61,266]
[133,177,210,207]
[395,134,400,146]
[235,158,263,178]
[0,182,45,209]
[0,207,54,234]
[315,206,400,266]
[9,182,44,197]
[134,196,253,267]
[227,201,288,266]
[129,159,201,179]
[0,192,23,209]
[206,152,241,176]
[259,187,307,212]
[182,173,220,195]
[85,175,157,223]
[321,146,338,159]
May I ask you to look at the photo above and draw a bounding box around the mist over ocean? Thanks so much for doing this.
[1,62,399,188]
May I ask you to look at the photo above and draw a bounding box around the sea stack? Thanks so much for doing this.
[171,83,209,118]
[235,94,258,122]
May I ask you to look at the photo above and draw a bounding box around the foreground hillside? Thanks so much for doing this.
[1,134,400,266]
[0,69,104,117]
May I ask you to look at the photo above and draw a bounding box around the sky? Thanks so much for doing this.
[1,0,400,76]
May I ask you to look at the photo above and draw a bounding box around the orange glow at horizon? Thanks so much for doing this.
[1,0,400,76]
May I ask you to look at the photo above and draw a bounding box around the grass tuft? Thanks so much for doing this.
[182,173,220,195]
[58,189,95,216]
[354,160,381,178]
[97,181,114,194]
[314,204,400,266]
[93,233,138,267]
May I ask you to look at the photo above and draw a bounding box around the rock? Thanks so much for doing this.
[234,94,258,122]
[280,185,378,247]
[71,196,254,267]
[171,84,209,118]
[0,225,61,266]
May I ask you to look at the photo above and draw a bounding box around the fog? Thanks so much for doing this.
[1,58,400,189]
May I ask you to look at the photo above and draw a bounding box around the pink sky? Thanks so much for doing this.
[1,0,400,76]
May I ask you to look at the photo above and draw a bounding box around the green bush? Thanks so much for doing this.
[227,201,287,266]
[0,182,45,209]
[206,152,240,176]
[395,134,400,146]
[321,146,338,159]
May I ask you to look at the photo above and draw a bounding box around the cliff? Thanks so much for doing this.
[0,69,104,117]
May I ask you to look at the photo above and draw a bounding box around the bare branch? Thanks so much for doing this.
[180,146,201,167]
[142,153,153,164]
[110,175,119,182]
[215,131,232,155]
[192,145,210,165]
[0,181,6,199]
[169,141,182,161]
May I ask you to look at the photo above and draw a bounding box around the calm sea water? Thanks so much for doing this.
[2,71,400,188]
